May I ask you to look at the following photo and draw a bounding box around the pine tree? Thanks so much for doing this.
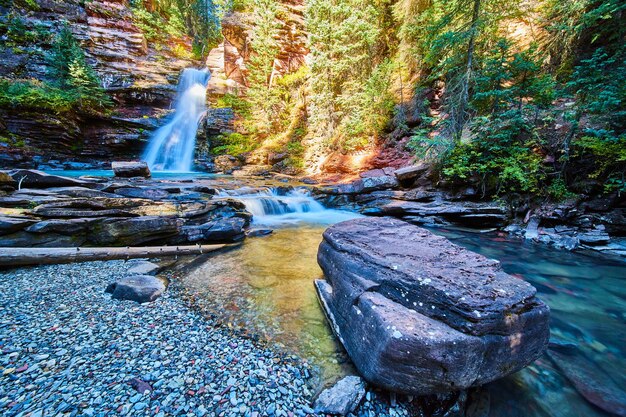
[306,0,392,149]
[47,24,111,113]
[245,0,280,134]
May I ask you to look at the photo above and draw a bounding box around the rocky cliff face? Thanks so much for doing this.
[219,0,309,89]
[0,0,207,168]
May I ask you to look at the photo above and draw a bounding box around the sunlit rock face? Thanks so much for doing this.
[316,217,550,395]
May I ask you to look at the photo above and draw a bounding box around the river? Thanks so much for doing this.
[181,185,625,417]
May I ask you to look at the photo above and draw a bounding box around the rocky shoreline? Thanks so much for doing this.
[0,259,431,417]
[1,166,624,261]
[312,166,626,260]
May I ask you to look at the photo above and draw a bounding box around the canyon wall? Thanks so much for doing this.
[0,0,214,167]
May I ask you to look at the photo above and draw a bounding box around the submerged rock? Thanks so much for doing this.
[548,348,626,416]
[106,275,165,303]
[112,161,151,178]
[313,376,366,416]
[315,217,550,395]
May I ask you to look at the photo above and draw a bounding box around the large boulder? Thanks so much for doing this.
[106,275,165,303]
[315,217,549,395]
[112,161,151,178]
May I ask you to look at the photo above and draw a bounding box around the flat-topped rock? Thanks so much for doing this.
[112,161,151,178]
[315,217,550,395]
[394,164,429,182]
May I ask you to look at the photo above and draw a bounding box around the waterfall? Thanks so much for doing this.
[218,187,360,227]
[143,68,211,172]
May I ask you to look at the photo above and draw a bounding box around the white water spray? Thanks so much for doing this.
[143,68,211,172]
[218,187,361,227]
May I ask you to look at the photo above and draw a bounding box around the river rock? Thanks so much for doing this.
[214,155,242,174]
[394,164,429,182]
[362,199,508,228]
[89,217,183,246]
[353,175,398,193]
[106,275,165,303]
[8,169,91,189]
[114,187,170,200]
[183,217,247,243]
[315,217,550,395]
[112,161,151,178]
[46,187,121,199]
[313,376,366,416]
[0,216,36,235]
[25,218,99,234]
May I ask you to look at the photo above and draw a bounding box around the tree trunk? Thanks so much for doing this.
[454,0,482,140]
[0,244,233,268]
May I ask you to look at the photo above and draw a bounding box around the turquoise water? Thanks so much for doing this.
[437,228,625,417]
[185,222,626,416]
[42,169,222,180]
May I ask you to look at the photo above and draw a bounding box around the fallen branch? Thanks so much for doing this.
[0,244,233,268]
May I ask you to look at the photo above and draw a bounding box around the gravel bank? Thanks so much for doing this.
[0,261,412,417]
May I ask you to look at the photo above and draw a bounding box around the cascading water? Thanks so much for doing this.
[143,68,211,172]
[218,187,360,226]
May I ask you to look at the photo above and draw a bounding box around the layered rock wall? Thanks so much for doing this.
[0,0,202,167]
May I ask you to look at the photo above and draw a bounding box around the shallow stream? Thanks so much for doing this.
[182,186,626,417]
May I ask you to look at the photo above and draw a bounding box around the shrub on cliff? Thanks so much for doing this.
[47,24,112,114]
[0,79,75,113]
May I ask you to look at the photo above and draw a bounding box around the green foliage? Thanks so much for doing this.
[573,135,626,193]
[439,40,556,196]
[541,0,626,75]
[2,14,51,46]
[0,79,75,113]
[212,133,258,156]
[566,48,625,125]
[443,112,545,195]
[245,0,281,133]
[307,0,395,150]
[547,178,576,201]
[215,94,252,119]
[0,24,111,115]
[47,24,112,113]
[130,0,221,58]
[341,60,396,150]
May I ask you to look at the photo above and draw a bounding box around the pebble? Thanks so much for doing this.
[0,261,412,417]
